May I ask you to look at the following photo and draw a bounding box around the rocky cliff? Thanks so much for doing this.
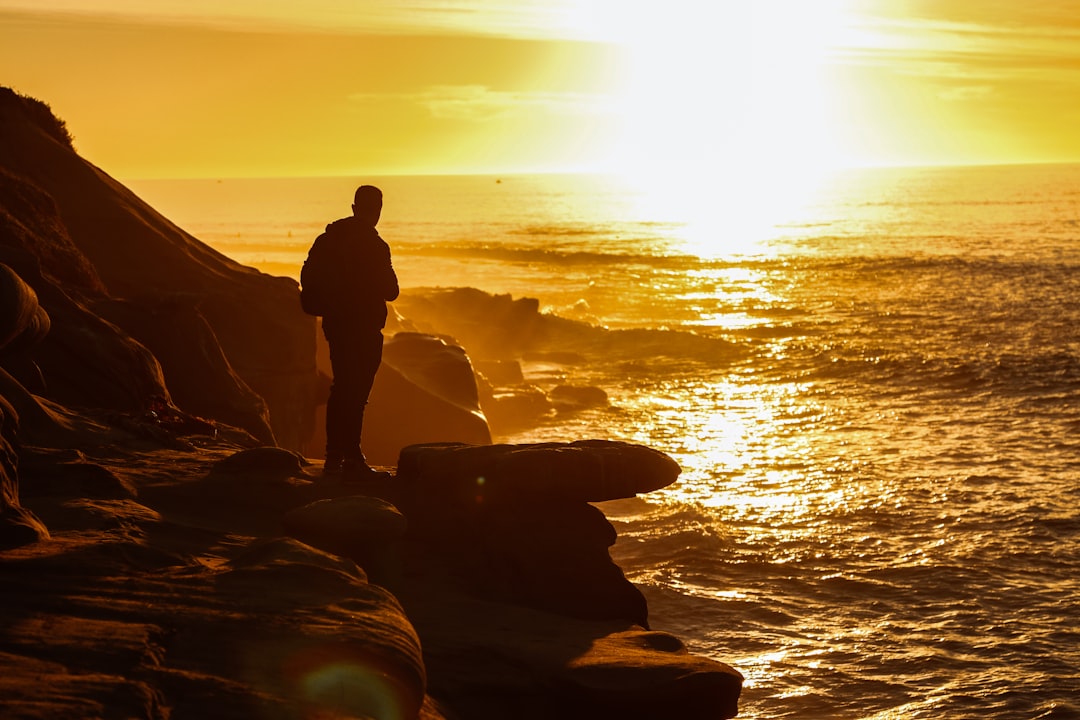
[0,86,490,459]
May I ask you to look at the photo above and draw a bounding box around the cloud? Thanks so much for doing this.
[840,9,1080,77]
[350,84,610,121]
[0,0,585,40]
[938,84,992,101]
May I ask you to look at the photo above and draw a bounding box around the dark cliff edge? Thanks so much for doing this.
[0,87,742,719]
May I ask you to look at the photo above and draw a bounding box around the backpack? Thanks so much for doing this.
[299,238,331,316]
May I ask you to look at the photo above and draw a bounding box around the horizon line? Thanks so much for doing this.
[119,159,1080,183]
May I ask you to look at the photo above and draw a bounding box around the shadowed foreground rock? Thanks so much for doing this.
[1,444,436,720]
[0,431,742,720]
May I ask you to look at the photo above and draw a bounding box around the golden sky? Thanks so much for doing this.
[3,0,1080,178]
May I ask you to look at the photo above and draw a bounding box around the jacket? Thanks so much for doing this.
[301,216,399,331]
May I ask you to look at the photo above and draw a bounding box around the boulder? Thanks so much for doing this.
[473,358,524,387]
[483,385,554,431]
[563,628,743,719]
[360,333,492,466]
[284,496,407,550]
[139,448,319,537]
[550,384,609,410]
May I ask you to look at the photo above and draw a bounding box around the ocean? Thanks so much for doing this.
[127,164,1080,719]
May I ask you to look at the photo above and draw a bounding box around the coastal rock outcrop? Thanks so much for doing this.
[390,441,680,629]
[379,440,742,719]
[2,430,742,718]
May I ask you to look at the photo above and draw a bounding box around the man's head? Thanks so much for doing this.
[352,185,383,226]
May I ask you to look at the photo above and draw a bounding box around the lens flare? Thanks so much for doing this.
[283,644,417,720]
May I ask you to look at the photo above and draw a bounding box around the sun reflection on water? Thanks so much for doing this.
[618,165,839,260]
[678,266,790,330]
[616,372,875,559]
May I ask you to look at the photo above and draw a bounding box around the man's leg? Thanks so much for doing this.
[325,330,363,473]
[326,328,385,477]
[342,330,384,476]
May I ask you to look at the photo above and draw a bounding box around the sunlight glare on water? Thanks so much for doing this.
[619,165,838,260]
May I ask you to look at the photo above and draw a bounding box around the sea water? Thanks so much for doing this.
[128,165,1080,719]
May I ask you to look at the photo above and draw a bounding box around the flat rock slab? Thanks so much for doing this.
[566,629,743,719]
[397,440,681,503]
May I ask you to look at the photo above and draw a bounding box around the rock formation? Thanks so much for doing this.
[0,87,743,718]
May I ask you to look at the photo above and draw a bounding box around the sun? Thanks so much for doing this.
[570,0,860,254]
[598,1,857,177]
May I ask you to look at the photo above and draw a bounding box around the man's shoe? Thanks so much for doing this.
[342,460,392,482]
[323,457,344,477]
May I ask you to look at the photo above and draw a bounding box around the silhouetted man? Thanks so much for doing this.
[301,185,398,480]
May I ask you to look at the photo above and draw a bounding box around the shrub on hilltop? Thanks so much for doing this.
[0,86,74,150]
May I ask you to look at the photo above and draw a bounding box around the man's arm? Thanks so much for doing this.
[379,241,400,302]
